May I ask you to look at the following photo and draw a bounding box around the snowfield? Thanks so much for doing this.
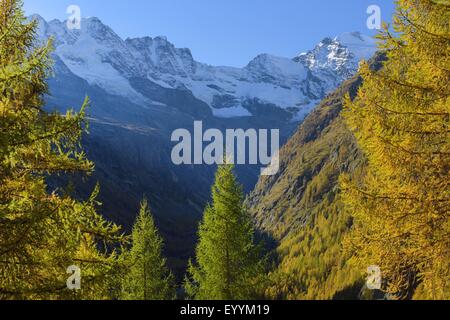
[33,14,376,120]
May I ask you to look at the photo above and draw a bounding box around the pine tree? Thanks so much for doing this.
[121,199,175,300]
[0,0,125,299]
[185,164,265,300]
[342,0,449,299]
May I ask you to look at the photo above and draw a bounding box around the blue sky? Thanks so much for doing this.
[24,0,396,67]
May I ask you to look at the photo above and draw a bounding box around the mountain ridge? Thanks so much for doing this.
[32,14,376,121]
[30,13,378,278]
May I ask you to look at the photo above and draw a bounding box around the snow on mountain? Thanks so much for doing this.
[126,36,197,78]
[32,15,377,120]
[33,15,147,104]
[294,31,377,95]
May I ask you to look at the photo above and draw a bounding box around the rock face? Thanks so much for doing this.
[31,14,376,276]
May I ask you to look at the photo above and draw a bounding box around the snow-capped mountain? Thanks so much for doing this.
[33,15,376,121]
[295,32,377,96]
[31,14,377,267]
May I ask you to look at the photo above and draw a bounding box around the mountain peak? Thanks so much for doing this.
[33,14,377,120]
[85,16,103,23]
[155,35,168,42]
[292,31,376,98]
[246,53,307,78]
[319,37,334,46]
[335,31,373,44]
[334,32,377,61]
[29,13,46,23]
[295,31,376,67]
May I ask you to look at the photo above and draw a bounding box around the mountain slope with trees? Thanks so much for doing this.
[32,14,377,275]
[248,0,449,300]
[247,55,386,299]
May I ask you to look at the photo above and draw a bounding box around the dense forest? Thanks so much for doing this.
[0,0,448,300]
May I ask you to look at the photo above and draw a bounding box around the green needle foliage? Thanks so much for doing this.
[185,164,265,300]
[342,0,449,299]
[0,0,125,299]
[121,199,175,300]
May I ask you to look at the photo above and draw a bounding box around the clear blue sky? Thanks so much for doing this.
[24,0,396,67]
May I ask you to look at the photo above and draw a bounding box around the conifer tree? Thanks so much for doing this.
[0,0,125,299]
[342,0,449,299]
[185,164,265,300]
[121,199,175,300]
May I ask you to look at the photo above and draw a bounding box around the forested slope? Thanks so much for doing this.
[247,54,386,300]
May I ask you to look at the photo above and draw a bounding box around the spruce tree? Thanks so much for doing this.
[185,164,264,300]
[342,0,449,299]
[121,199,175,300]
[0,0,125,299]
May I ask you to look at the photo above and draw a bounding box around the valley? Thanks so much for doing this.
[33,14,376,277]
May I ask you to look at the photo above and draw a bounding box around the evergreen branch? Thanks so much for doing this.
[379,136,450,156]
[376,73,443,93]
[0,14,18,43]
[8,114,85,148]
[353,186,450,203]
[0,202,62,256]
[0,45,51,82]
[370,98,450,116]
[398,9,450,40]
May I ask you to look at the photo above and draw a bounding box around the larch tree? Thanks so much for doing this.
[185,164,265,300]
[121,199,175,300]
[0,0,125,299]
[342,0,449,299]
